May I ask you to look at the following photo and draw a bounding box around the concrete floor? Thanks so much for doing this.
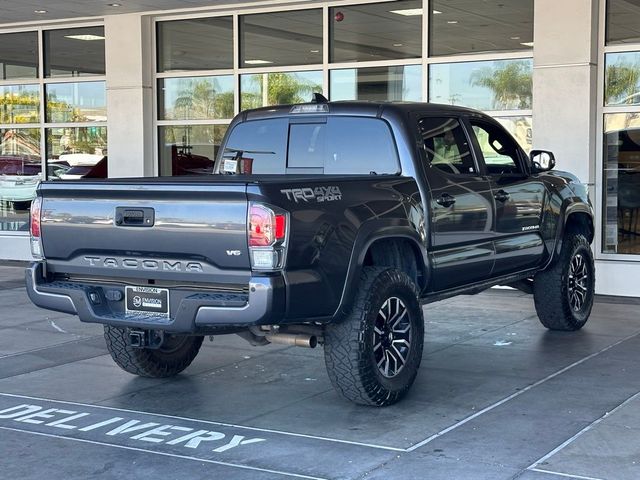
[1,264,639,480]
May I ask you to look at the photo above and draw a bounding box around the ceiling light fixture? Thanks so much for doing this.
[393,43,404,47]
[432,10,442,14]
[108,3,122,6]
[447,20,458,24]
[520,41,534,47]
[34,9,47,14]
[510,36,521,40]
[389,8,423,16]
[310,49,320,53]
[244,59,273,65]
[64,34,106,41]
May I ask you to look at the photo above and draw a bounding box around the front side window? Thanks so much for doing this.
[470,121,523,175]
[419,117,476,175]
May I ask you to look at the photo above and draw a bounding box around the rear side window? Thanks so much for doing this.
[221,116,399,175]
[419,116,477,175]
[288,117,399,174]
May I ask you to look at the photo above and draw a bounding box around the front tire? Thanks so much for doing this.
[533,232,595,331]
[323,267,424,406]
[104,326,204,377]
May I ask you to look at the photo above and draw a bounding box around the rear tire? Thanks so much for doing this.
[323,267,424,406]
[533,232,595,331]
[104,326,203,377]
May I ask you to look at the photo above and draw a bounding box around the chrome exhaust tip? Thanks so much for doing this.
[265,333,318,348]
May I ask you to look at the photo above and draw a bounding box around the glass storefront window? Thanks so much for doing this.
[330,65,421,101]
[44,27,106,78]
[493,116,533,153]
[158,125,227,176]
[603,113,640,255]
[46,81,107,123]
[46,127,108,180]
[240,71,322,110]
[330,0,421,63]
[0,85,39,124]
[605,52,640,106]
[0,32,38,80]
[240,10,322,67]
[158,76,234,120]
[429,59,533,111]
[430,0,533,56]
[157,17,233,72]
[606,0,640,45]
[0,128,41,232]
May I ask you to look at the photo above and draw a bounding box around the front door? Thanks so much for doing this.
[467,117,546,275]
[417,115,495,291]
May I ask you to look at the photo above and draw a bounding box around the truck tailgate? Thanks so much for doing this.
[38,180,251,284]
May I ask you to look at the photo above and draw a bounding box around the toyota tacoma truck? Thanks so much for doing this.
[26,98,595,406]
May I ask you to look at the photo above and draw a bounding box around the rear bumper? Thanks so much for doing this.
[25,262,286,333]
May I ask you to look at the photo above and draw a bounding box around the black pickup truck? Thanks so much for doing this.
[26,99,595,406]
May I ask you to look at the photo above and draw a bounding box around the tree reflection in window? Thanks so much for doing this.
[605,54,640,106]
[241,71,322,110]
[160,76,234,120]
[471,61,532,110]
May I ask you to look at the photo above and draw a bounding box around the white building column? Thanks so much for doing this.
[104,14,155,178]
[532,0,599,184]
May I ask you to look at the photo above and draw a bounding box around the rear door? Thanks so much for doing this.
[466,116,546,275]
[417,115,495,291]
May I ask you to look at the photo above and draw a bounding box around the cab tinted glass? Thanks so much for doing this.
[470,120,523,175]
[419,117,477,175]
[221,117,398,175]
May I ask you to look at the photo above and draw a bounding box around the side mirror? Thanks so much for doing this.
[530,150,556,172]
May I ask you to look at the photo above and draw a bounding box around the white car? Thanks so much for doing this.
[0,156,42,205]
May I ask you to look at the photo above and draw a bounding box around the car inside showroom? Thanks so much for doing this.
[0,1,639,480]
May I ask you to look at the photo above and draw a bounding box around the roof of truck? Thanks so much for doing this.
[241,100,484,122]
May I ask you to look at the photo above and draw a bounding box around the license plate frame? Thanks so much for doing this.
[125,286,170,317]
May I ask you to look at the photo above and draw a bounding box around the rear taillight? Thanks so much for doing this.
[248,203,288,270]
[30,196,43,258]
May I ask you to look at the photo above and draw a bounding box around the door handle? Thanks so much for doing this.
[436,193,456,208]
[494,190,510,202]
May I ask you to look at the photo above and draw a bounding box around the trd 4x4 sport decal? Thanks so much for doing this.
[280,186,342,203]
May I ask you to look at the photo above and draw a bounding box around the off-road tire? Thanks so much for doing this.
[533,232,595,331]
[323,267,424,406]
[104,326,204,377]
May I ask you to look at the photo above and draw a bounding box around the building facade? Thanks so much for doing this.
[0,0,637,297]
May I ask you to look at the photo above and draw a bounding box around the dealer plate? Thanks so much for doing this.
[125,286,170,317]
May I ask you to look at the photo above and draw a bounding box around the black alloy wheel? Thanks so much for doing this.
[373,296,413,378]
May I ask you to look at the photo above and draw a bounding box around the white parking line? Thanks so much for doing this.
[526,389,640,471]
[529,467,605,480]
[0,425,328,480]
[405,330,640,452]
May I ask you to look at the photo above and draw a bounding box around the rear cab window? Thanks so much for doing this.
[218,116,400,175]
